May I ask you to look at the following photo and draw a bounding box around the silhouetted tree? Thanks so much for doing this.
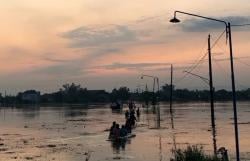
[110,87,130,102]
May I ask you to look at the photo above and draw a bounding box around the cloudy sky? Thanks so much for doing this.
[1,0,250,94]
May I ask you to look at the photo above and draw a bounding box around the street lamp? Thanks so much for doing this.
[141,74,160,107]
[141,74,160,93]
[170,11,240,161]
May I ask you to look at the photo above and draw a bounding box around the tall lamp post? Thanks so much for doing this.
[170,11,240,161]
[141,74,160,95]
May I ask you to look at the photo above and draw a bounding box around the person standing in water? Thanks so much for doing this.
[136,107,140,118]
[113,124,120,140]
[109,121,116,138]
[129,111,137,127]
[120,125,128,137]
[128,100,133,110]
[125,110,129,119]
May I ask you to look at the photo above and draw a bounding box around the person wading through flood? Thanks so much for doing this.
[125,110,129,119]
[128,100,133,110]
[120,125,128,137]
[136,107,140,118]
[129,109,137,127]
[112,124,120,140]
[109,121,116,138]
[125,118,132,134]
[109,102,139,140]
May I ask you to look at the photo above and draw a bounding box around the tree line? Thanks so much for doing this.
[1,83,250,105]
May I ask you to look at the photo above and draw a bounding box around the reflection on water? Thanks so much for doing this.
[159,135,163,161]
[111,139,130,154]
[156,105,161,128]
[0,102,250,161]
[212,121,218,155]
[170,108,177,157]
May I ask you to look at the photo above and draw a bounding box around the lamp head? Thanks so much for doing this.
[170,17,180,23]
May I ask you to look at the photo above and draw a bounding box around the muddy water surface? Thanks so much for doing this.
[0,102,250,161]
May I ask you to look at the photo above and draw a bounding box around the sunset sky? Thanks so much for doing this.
[1,1,250,94]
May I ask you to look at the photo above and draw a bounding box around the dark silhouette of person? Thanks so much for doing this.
[129,112,137,127]
[128,101,133,110]
[125,110,129,119]
[125,119,132,133]
[120,125,128,137]
[113,124,120,140]
[136,107,140,118]
[109,121,116,138]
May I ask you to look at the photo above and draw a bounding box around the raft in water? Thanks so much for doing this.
[107,134,136,142]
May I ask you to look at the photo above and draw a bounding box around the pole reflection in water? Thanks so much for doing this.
[156,104,161,128]
[146,108,150,128]
[170,109,177,159]
[143,104,150,128]
[212,122,217,155]
[159,134,162,161]
[144,104,161,129]
[152,104,156,114]
[151,104,161,129]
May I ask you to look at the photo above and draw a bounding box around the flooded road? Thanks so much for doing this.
[0,102,250,161]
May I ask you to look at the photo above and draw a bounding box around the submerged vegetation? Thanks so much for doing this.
[172,145,220,161]
[1,82,250,105]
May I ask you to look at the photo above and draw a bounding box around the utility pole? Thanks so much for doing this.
[208,34,217,155]
[157,78,160,94]
[169,65,176,157]
[4,90,6,107]
[228,23,240,161]
[153,78,155,93]
[156,78,160,128]
[145,84,149,106]
[170,64,173,114]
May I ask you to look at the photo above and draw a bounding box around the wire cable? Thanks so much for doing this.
[175,29,226,85]
[231,24,250,27]
[213,57,249,90]
[235,59,250,68]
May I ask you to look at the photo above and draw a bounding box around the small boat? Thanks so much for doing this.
[107,133,136,142]
[110,101,122,110]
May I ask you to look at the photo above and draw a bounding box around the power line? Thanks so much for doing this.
[235,59,250,68]
[175,29,226,85]
[175,52,208,85]
[231,23,250,27]
[213,57,249,89]
[174,38,208,84]
[211,29,226,49]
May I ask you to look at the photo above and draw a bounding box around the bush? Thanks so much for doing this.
[172,145,220,161]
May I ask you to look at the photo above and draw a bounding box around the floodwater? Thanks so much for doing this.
[0,102,250,161]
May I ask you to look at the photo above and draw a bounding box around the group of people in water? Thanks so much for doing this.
[109,101,140,140]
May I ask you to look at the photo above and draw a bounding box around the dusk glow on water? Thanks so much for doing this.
[0,102,250,161]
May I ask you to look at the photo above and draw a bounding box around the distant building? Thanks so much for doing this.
[21,90,40,103]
